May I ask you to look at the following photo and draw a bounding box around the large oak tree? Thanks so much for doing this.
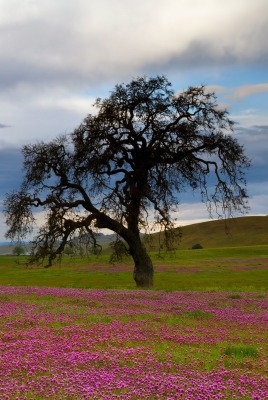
[4,76,250,287]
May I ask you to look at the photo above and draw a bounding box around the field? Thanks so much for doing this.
[0,245,268,292]
[0,245,267,399]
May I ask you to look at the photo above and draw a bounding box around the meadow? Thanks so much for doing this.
[0,245,267,399]
[0,245,268,292]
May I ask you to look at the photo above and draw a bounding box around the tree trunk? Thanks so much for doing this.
[95,211,154,288]
[128,238,154,288]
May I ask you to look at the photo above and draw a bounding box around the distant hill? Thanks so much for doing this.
[144,216,268,250]
[1,216,267,255]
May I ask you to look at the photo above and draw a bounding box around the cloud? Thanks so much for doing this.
[34,93,96,115]
[0,85,91,145]
[230,84,268,101]
[206,83,268,102]
[171,193,268,227]
[173,202,211,225]
[0,0,267,93]
[0,1,267,146]
[0,146,23,195]
[205,85,227,94]
[248,194,268,215]
[231,126,268,193]
[0,0,267,240]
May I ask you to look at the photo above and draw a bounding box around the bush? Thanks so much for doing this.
[191,243,203,249]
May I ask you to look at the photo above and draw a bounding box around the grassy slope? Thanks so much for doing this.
[145,216,268,250]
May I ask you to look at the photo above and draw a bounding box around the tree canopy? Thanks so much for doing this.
[4,75,250,287]
[13,245,26,256]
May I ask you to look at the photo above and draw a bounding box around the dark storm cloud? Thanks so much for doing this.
[233,125,268,190]
[148,34,268,75]
[0,124,10,128]
[235,125,268,163]
[0,146,23,205]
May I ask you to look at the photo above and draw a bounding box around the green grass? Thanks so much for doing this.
[150,244,268,263]
[227,294,243,299]
[151,340,261,373]
[153,341,221,369]
[223,345,259,358]
[0,245,267,292]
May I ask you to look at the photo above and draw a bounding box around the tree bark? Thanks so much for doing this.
[128,237,154,288]
[95,212,154,287]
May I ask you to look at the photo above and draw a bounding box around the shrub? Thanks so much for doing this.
[191,243,203,249]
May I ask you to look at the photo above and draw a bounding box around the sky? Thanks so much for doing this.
[0,0,268,241]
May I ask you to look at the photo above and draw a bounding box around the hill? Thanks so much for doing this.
[144,216,268,250]
[1,216,267,255]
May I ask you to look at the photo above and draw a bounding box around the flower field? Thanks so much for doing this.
[0,286,267,399]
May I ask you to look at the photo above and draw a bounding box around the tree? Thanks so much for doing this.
[4,76,250,288]
[13,245,26,256]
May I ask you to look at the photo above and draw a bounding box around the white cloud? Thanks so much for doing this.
[0,84,94,145]
[34,94,96,116]
[0,0,267,90]
[206,85,228,94]
[234,112,268,129]
[248,194,268,215]
[206,83,268,104]
[0,0,267,146]
[230,84,268,101]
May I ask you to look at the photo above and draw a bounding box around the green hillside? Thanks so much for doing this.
[145,216,268,250]
[1,216,267,256]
